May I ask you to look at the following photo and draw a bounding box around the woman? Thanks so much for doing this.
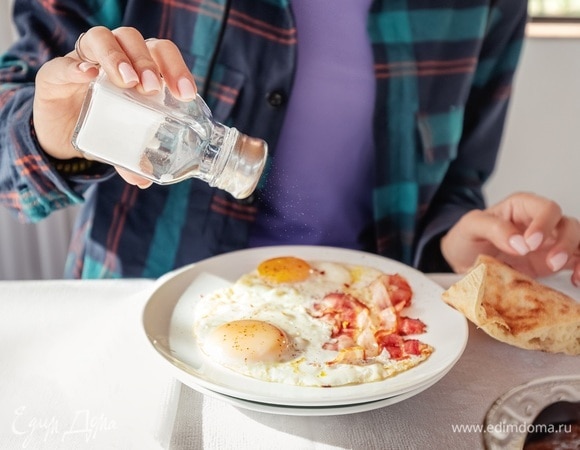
[1,0,579,283]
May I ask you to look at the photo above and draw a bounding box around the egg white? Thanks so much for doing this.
[193,261,427,387]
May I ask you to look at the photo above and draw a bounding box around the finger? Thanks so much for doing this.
[571,261,580,287]
[519,198,563,251]
[459,209,530,256]
[36,56,99,94]
[112,27,163,93]
[73,26,140,88]
[544,217,580,272]
[116,167,153,189]
[145,38,197,101]
[489,192,563,251]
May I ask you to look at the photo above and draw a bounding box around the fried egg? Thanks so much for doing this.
[192,256,432,387]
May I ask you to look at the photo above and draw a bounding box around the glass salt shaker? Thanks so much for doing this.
[72,71,268,199]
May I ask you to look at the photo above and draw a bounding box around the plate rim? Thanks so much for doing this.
[183,367,450,416]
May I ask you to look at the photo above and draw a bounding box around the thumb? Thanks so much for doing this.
[35,56,99,102]
[32,56,100,159]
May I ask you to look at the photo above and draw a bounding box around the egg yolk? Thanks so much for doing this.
[205,319,290,365]
[257,256,312,284]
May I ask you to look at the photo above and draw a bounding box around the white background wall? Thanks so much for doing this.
[0,1,579,278]
[0,0,15,46]
[484,37,580,219]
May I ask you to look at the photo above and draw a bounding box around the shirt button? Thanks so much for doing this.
[267,90,286,107]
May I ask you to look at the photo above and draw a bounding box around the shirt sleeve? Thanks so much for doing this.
[0,0,119,223]
[414,0,529,272]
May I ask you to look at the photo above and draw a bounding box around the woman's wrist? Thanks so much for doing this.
[42,153,96,175]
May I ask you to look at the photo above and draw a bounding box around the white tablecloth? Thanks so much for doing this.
[0,275,578,449]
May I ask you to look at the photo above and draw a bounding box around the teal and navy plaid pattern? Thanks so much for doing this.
[0,0,527,278]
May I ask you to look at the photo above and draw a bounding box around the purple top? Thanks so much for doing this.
[248,0,375,249]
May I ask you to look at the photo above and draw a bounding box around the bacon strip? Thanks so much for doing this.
[309,273,428,363]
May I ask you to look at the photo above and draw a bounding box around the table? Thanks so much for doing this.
[0,275,577,449]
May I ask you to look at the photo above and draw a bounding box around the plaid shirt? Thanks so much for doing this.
[0,0,527,278]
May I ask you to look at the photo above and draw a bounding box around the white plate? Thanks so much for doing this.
[143,246,468,407]
[190,367,449,416]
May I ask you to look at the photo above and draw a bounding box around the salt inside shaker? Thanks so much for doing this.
[72,71,268,199]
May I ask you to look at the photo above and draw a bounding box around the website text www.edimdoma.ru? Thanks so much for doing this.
[451,422,572,435]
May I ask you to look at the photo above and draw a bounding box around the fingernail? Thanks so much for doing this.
[141,69,162,93]
[78,62,99,72]
[509,235,529,255]
[118,62,139,85]
[549,252,568,272]
[525,232,543,251]
[177,78,196,100]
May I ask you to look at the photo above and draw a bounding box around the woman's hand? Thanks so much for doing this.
[441,192,580,284]
[32,26,197,188]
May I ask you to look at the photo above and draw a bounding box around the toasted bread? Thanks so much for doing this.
[442,255,580,355]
